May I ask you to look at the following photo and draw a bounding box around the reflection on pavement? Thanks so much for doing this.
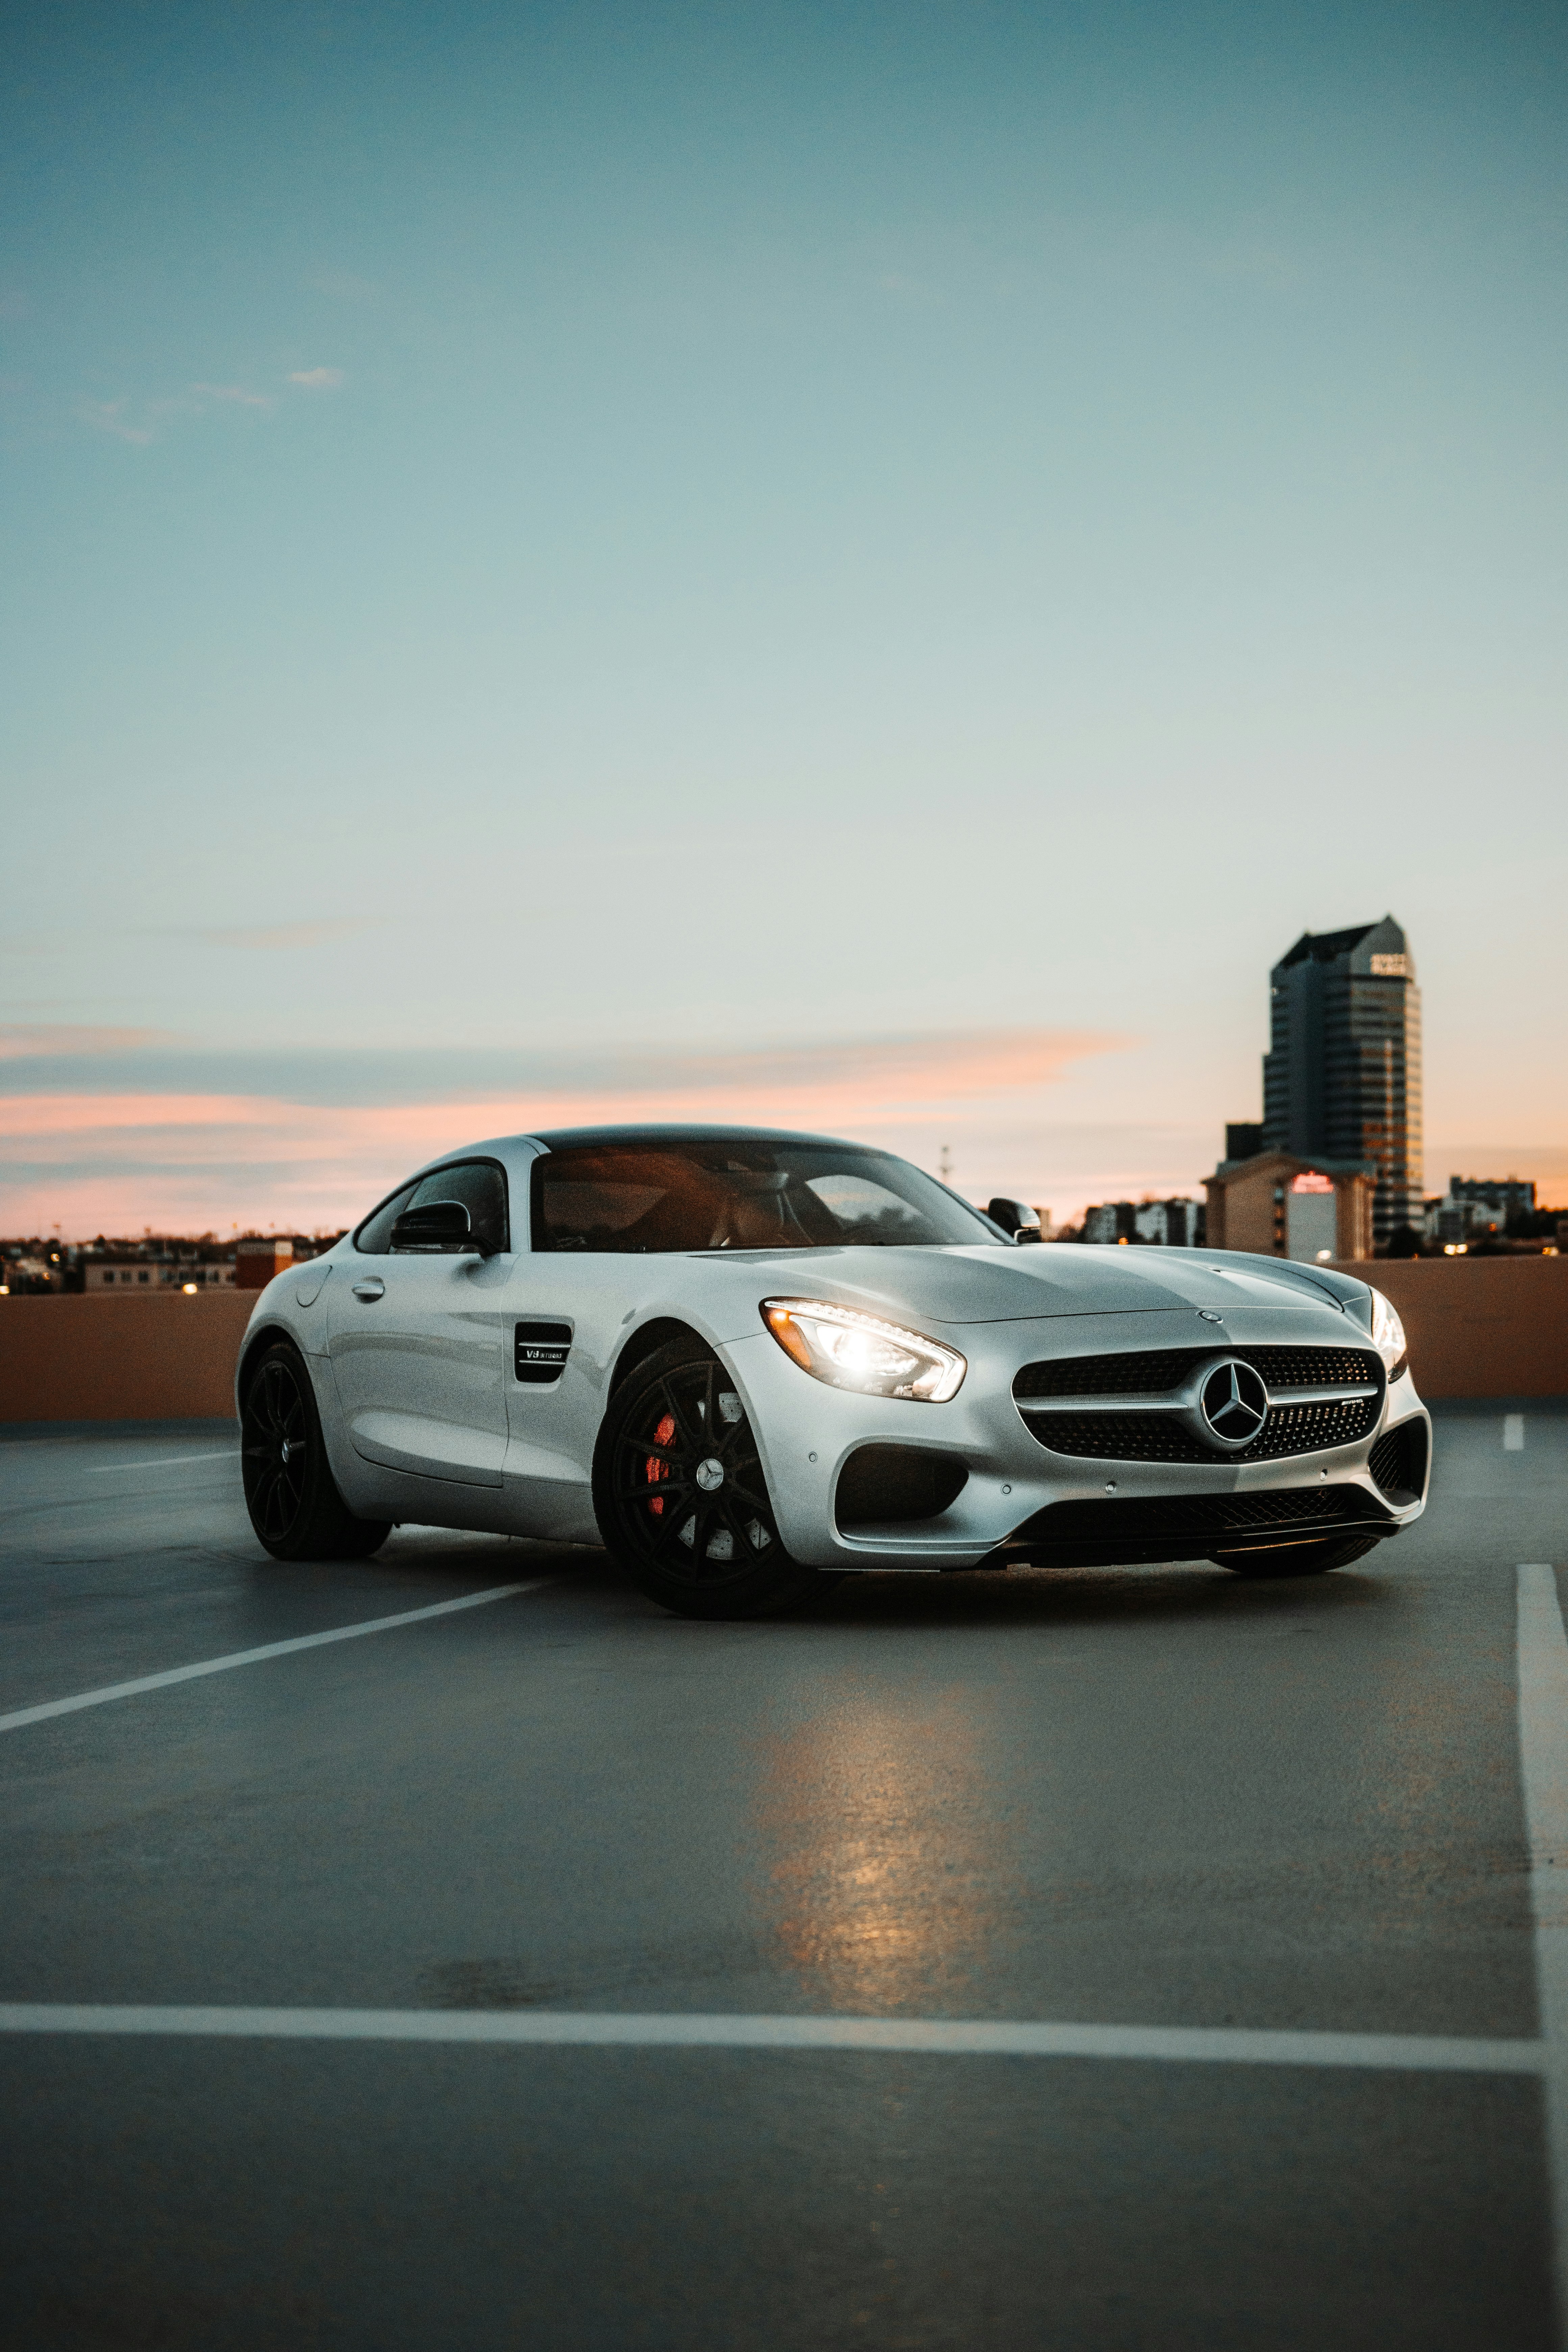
[753,1674,1016,2013]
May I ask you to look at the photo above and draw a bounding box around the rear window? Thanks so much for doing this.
[530,1142,996,1253]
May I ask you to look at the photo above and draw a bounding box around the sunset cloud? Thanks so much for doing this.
[0,1025,1130,1235]
[636,1029,1121,1107]
[0,1024,175,1059]
[195,917,376,951]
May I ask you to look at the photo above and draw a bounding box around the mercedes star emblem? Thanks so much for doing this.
[1197,1358,1269,1451]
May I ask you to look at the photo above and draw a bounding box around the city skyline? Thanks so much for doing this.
[1,959,1562,1240]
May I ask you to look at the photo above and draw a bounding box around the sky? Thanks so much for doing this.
[2,0,1564,1237]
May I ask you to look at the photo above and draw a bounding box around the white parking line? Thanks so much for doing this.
[85,1452,238,1474]
[1518,1565,1568,2340]
[0,2006,1544,2070]
[0,1582,546,1735]
[1,1579,1558,2110]
[1506,1416,1527,1451]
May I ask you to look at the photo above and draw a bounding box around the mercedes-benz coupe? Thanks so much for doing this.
[237,1126,1431,1617]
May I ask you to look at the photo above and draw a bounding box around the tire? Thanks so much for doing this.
[1211,1533,1384,1579]
[592,1335,834,1620]
[241,1341,391,1562]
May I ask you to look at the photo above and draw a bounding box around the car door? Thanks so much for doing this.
[497,1146,673,1542]
[327,1159,513,1489]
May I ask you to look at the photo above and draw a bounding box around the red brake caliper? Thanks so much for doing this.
[645,1412,676,1516]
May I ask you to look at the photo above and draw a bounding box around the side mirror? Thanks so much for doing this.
[390,1201,475,1253]
[987,1196,1044,1245]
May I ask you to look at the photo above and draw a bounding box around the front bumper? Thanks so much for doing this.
[719,1305,1431,1573]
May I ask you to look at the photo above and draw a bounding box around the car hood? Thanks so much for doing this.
[704,1243,1363,1327]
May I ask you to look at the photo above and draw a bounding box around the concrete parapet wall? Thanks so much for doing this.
[0,1260,1562,1420]
[0,1293,251,1422]
[1328,1256,1567,1398]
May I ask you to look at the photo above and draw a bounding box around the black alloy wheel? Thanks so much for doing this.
[593,1336,832,1620]
[1211,1532,1384,1578]
[243,1351,309,1544]
[241,1341,390,1562]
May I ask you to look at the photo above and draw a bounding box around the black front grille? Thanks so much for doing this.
[1013,1344,1381,1401]
[1013,1342,1382,1464]
[1015,1348,1209,1399]
[1009,1485,1387,1555]
[1369,1420,1428,1504]
[1025,1393,1380,1465]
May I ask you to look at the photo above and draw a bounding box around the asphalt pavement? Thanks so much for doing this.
[2,1403,1565,2350]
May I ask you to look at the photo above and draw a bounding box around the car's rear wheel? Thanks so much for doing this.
[1211,1533,1383,1578]
[593,1336,834,1619]
[241,1341,391,1562]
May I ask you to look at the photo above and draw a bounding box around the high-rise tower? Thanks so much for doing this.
[1261,916,1423,1244]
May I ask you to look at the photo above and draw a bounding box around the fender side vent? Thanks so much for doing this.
[836,1445,969,1532]
[515,1321,572,1385]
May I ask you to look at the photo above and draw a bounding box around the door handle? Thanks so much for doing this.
[351,1278,386,1302]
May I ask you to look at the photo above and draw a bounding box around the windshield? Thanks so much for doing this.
[530,1141,1000,1253]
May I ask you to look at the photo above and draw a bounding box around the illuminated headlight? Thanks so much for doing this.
[761,1298,966,1402]
[1368,1286,1408,1379]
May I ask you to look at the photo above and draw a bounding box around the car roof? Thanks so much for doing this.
[526,1123,872,1151]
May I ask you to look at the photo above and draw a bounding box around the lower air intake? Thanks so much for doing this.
[836,1446,969,1532]
[1001,1485,1393,1568]
[1368,1420,1429,1506]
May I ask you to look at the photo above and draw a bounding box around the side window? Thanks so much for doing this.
[403,1161,510,1254]
[354,1182,418,1255]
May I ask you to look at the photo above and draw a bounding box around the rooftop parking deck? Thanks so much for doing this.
[2,1404,1565,2348]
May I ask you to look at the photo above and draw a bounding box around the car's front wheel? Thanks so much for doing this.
[241,1341,391,1562]
[592,1336,833,1619]
[1211,1532,1383,1578]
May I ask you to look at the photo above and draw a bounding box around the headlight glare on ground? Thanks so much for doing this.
[761,1299,966,1402]
[1369,1286,1408,1378]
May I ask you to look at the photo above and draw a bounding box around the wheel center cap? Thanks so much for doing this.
[695,1457,725,1492]
[279,1440,292,1465]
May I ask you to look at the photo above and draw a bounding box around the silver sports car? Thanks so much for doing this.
[237,1124,1432,1618]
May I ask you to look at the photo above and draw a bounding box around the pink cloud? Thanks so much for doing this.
[0,1024,175,1059]
[629,1028,1122,1106]
[0,1026,1133,1236]
[195,918,376,950]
